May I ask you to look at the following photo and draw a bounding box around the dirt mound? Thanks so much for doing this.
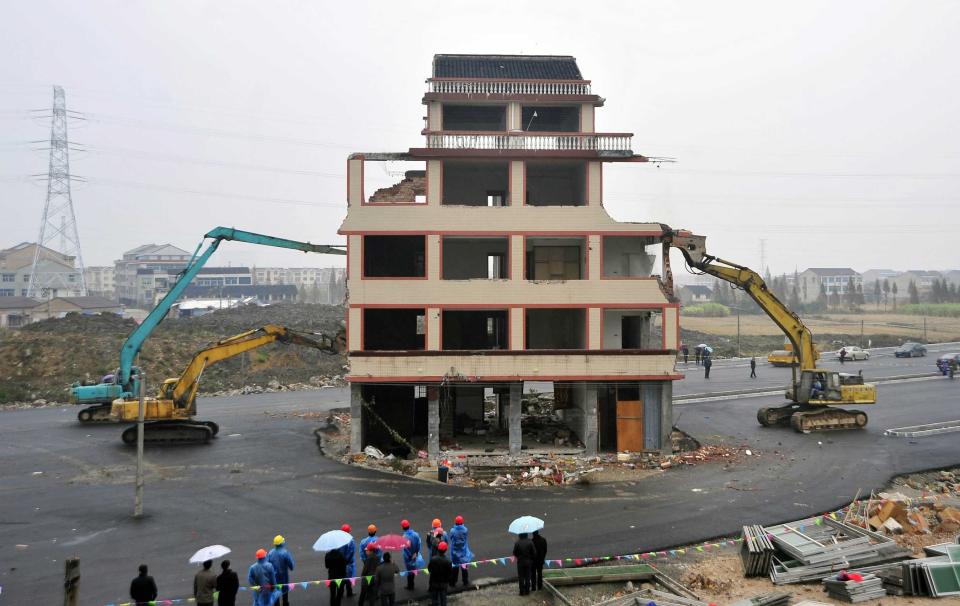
[0,304,347,404]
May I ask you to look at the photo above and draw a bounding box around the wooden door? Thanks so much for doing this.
[616,400,644,452]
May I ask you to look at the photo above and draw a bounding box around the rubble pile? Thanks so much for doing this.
[207,374,347,397]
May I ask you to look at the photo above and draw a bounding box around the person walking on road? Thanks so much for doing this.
[193,559,217,606]
[750,357,757,379]
[325,546,347,606]
[268,535,295,606]
[426,519,448,559]
[359,543,381,606]
[682,344,689,364]
[216,560,239,606]
[130,564,158,606]
[513,532,537,595]
[448,515,473,587]
[703,355,712,379]
[531,530,548,591]
[839,347,847,364]
[248,549,279,606]
[427,542,452,606]
[339,524,356,597]
[375,552,400,606]
[695,346,702,366]
[400,519,423,590]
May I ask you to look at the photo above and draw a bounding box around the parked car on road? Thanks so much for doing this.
[894,342,927,358]
[836,346,870,361]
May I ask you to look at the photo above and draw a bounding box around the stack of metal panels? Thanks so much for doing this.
[822,573,887,602]
[727,592,792,606]
[765,516,910,584]
[740,525,776,577]
[630,589,708,606]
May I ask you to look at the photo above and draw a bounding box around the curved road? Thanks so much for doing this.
[1,350,958,604]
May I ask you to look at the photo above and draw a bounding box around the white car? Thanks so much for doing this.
[837,346,870,361]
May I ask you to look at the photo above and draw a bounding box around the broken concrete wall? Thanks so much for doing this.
[368,171,426,203]
[602,236,656,277]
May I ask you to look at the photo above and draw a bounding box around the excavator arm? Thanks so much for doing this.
[662,229,817,371]
[167,324,345,410]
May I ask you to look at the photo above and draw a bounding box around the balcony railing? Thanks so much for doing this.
[424,131,633,152]
[427,78,592,96]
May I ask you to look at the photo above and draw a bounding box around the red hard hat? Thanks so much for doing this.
[401,519,410,529]
[256,548,267,559]
[365,542,377,552]
[432,518,441,528]
[341,524,351,533]
[438,541,448,552]
[455,515,464,525]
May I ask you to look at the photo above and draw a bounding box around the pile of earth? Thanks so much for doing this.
[0,303,347,404]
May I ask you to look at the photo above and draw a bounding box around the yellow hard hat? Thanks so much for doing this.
[273,535,285,546]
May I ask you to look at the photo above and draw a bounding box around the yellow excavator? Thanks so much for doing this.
[112,324,346,444]
[768,338,820,367]
[664,229,876,432]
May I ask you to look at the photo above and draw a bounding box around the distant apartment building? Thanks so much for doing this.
[797,268,862,303]
[893,270,942,295]
[340,54,678,458]
[253,266,346,304]
[83,266,116,299]
[114,244,192,307]
[0,242,85,298]
[679,285,712,305]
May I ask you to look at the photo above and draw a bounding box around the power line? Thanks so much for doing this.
[85,177,344,208]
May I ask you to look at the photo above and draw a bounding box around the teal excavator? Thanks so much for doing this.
[71,227,346,422]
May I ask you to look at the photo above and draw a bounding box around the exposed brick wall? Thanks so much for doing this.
[368,170,426,203]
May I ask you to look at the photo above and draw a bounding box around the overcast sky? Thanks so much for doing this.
[1,1,958,274]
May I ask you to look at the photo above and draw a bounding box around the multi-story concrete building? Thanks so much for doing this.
[83,266,116,299]
[0,242,84,298]
[252,266,346,304]
[339,54,679,457]
[797,268,862,303]
[114,243,192,307]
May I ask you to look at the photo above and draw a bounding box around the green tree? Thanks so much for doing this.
[892,282,898,311]
[873,279,881,310]
[908,280,920,304]
[882,279,890,311]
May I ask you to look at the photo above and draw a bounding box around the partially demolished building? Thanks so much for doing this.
[339,54,680,456]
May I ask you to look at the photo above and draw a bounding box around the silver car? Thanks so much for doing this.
[837,346,870,361]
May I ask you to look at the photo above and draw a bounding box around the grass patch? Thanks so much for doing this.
[900,303,960,318]
[681,303,730,317]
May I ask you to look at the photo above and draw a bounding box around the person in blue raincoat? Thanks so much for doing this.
[338,524,357,597]
[400,519,423,590]
[267,535,295,606]
[359,524,382,564]
[447,515,474,587]
[248,548,280,606]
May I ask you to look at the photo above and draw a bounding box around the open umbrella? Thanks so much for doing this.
[703,346,714,354]
[313,530,353,552]
[373,534,411,551]
[189,545,231,564]
[508,516,545,534]
[697,344,708,349]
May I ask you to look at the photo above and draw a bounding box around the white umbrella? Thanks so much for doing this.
[313,529,353,552]
[697,344,708,348]
[508,516,545,534]
[703,346,714,354]
[189,545,231,564]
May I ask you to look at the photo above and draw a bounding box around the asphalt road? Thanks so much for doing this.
[1,351,959,604]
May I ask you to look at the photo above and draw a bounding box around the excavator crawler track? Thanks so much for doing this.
[77,404,115,423]
[789,408,868,433]
[121,421,214,445]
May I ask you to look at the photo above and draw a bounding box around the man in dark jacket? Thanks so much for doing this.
[375,552,400,606]
[512,533,537,595]
[427,541,452,606]
[325,548,347,606]
[359,543,380,606]
[130,564,158,605]
[531,531,548,591]
[216,560,240,606]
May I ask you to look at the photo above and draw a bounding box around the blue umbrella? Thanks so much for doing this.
[508,516,545,534]
[313,530,353,552]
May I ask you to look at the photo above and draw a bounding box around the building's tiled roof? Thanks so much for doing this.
[182,284,297,298]
[804,268,860,277]
[905,270,942,277]
[433,54,582,80]
[190,267,250,275]
[0,296,41,309]
[55,296,121,309]
[683,285,713,296]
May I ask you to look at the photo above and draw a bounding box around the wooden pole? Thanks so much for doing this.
[63,557,80,606]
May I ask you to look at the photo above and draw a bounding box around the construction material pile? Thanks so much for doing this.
[822,571,886,602]
[740,525,775,577]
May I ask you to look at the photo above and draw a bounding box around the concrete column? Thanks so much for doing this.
[509,382,522,455]
[660,381,673,454]
[427,387,440,457]
[584,385,599,456]
[350,384,363,454]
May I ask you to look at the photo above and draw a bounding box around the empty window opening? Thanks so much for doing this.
[442,161,509,206]
[526,237,585,280]
[442,310,508,350]
[602,236,657,277]
[526,161,586,206]
[442,104,507,131]
[603,309,663,350]
[363,308,426,351]
[364,161,427,204]
[522,106,580,132]
[526,308,585,349]
[442,236,509,280]
[363,235,425,278]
